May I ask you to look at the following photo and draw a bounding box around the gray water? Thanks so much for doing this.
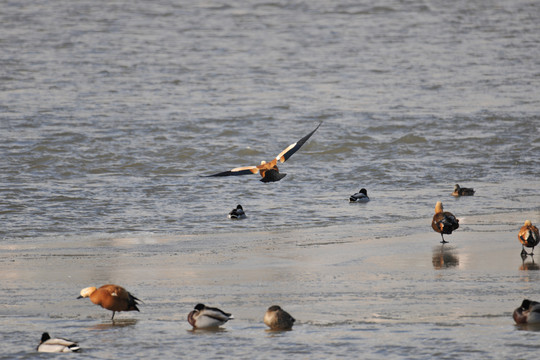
[1,0,540,358]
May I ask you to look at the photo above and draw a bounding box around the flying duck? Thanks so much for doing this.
[188,303,234,329]
[228,204,247,219]
[37,332,80,353]
[264,305,295,330]
[518,220,540,258]
[349,188,369,203]
[431,201,459,243]
[513,299,540,325]
[205,122,321,182]
[452,184,475,196]
[78,284,141,320]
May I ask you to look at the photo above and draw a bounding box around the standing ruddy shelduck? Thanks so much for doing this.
[518,220,540,258]
[37,332,80,353]
[77,284,141,320]
[264,305,295,330]
[349,188,369,203]
[431,201,459,243]
[228,204,247,219]
[513,299,540,325]
[205,122,321,182]
[452,184,475,196]
[187,303,234,329]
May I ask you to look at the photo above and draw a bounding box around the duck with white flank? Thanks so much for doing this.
[205,123,321,183]
[264,305,295,330]
[431,201,459,244]
[518,220,540,258]
[349,188,369,203]
[78,284,141,320]
[37,332,80,353]
[188,303,234,329]
[452,184,475,196]
[513,299,540,325]
[228,204,246,219]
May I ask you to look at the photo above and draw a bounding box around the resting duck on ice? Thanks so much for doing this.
[37,332,80,353]
[431,201,459,243]
[228,204,247,219]
[452,184,475,196]
[513,299,540,325]
[188,303,234,329]
[205,123,321,183]
[349,188,369,203]
[264,305,296,330]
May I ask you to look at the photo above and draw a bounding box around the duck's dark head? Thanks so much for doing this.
[359,188,367,195]
[267,305,282,312]
[521,299,533,310]
[454,184,460,190]
[236,205,243,210]
[40,332,51,342]
[194,303,206,311]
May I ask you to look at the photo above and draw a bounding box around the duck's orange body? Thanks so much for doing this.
[518,220,540,258]
[206,123,321,182]
[78,284,140,320]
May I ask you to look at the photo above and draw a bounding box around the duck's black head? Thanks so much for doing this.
[521,299,532,310]
[41,333,51,342]
[194,303,206,311]
[236,205,243,210]
[359,188,367,195]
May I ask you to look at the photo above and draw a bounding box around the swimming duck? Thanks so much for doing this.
[187,303,234,329]
[228,204,247,219]
[77,284,141,320]
[349,188,369,203]
[431,201,459,243]
[518,220,540,258]
[205,122,321,182]
[264,305,295,330]
[452,184,475,196]
[513,299,540,325]
[37,332,80,353]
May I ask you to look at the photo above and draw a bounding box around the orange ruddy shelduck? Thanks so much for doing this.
[77,284,141,320]
[518,220,540,258]
[431,201,459,244]
[205,122,321,182]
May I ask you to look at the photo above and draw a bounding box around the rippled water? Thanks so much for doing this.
[1,0,539,358]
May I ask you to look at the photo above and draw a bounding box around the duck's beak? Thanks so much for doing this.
[77,295,83,299]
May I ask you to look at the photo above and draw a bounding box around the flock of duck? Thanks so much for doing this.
[38,284,294,352]
[37,123,540,352]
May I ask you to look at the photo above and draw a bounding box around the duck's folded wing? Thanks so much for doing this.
[275,122,321,163]
[203,308,233,321]
[206,166,259,177]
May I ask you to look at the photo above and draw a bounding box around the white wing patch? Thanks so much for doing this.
[275,142,297,163]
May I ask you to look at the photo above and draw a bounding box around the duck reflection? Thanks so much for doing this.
[520,257,540,271]
[432,245,459,269]
[87,318,138,330]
